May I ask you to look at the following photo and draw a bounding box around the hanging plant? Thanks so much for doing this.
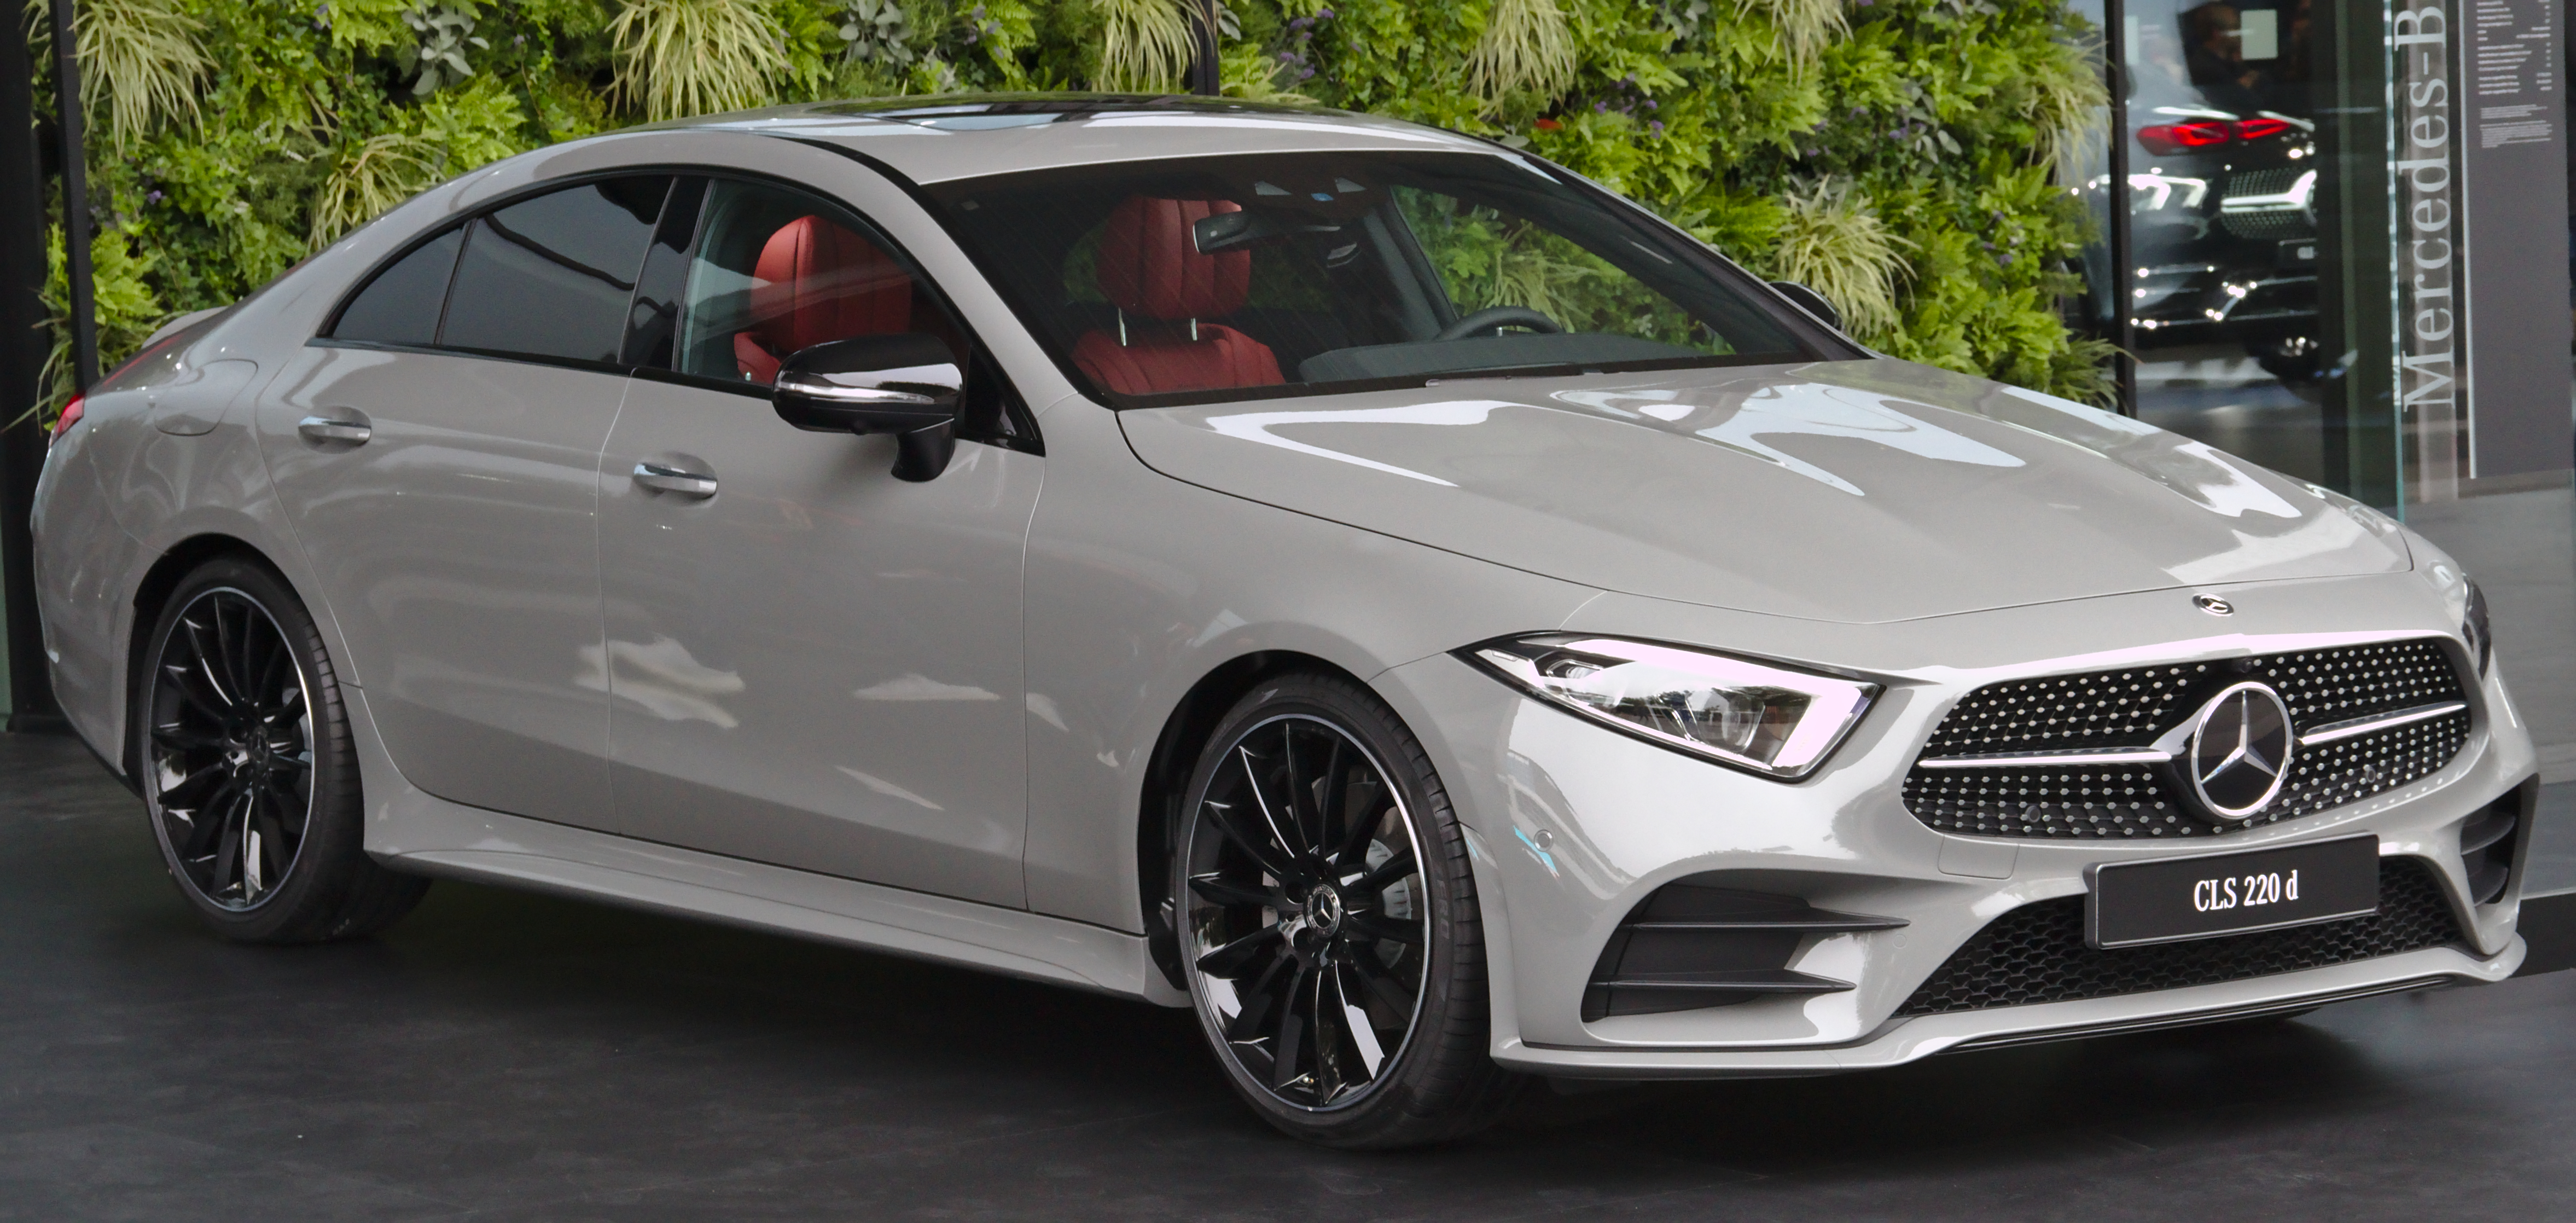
[1467,0,1575,106]
[608,0,793,121]
[1770,177,1910,339]
[1090,0,1197,91]
[32,0,214,150]
[1743,0,1847,63]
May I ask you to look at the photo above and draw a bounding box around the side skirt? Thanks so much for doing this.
[345,686,1187,1006]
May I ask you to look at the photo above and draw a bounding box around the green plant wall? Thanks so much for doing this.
[21,0,2113,418]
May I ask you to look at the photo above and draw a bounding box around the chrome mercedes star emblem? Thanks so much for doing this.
[2194,593,2234,616]
[2184,681,2294,821]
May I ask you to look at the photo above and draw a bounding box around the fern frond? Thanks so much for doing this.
[609,0,792,121]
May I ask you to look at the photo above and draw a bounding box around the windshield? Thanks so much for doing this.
[926,150,1836,406]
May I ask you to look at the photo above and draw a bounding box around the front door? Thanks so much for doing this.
[594,177,1043,906]
[262,176,675,830]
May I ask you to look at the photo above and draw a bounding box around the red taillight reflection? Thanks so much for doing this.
[48,394,85,447]
[2136,121,2234,155]
[2230,118,2292,141]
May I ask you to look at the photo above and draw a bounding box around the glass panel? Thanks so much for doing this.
[926,151,1826,404]
[2090,0,2574,890]
[623,178,707,370]
[440,177,671,364]
[2121,0,2328,483]
[330,227,463,347]
[674,179,942,386]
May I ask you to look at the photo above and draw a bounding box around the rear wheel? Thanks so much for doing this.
[1174,673,1519,1147]
[136,558,427,942]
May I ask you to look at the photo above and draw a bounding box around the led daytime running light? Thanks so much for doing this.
[1461,635,1881,780]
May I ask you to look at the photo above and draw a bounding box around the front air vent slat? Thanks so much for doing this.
[1593,970,1854,995]
[1583,883,1904,1022]
[1904,639,2470,840]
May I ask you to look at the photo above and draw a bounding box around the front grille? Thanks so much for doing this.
[2219,168,2315,240]
[1896,855,2464,1016]
[1904,639,2469,839]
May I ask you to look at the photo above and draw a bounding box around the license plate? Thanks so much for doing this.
[2087,834,2380,949]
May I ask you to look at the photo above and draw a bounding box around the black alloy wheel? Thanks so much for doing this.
[139,558,428,942]
[1177,674,1519,1147]
[147,586,315,909]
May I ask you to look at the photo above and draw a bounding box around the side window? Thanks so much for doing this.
[676,179,963,385]
[440,176,673,364]
[623,178,708,369]
[329,227,463,347]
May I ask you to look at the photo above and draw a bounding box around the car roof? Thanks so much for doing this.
[631,94,1501,186]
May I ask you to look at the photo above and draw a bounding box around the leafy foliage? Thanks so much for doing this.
[22,0,2116,425]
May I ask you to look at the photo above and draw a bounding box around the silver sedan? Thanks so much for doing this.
[32,96,2536,1147]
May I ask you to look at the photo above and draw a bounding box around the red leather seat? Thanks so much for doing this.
[735,215,914,384]
[1073,196,1283,396]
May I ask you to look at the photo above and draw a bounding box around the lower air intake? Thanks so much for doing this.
[1895,855,2465,1016]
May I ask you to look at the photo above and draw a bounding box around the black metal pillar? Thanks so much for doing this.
[49,0,97,387]
[1,8,66,730]
[1186,0,1222,96]
[2104,0,2137,417]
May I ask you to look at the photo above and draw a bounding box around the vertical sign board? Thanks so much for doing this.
[2394,0,2466,497]
[2394,0,2574,497]
[2461,0,2573,480]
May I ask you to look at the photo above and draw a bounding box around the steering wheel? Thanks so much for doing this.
[1435,306,1563,340]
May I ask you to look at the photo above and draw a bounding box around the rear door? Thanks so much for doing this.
[260,176,674,831]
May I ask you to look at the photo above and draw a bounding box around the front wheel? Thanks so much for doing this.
[1174,673,1519,1147]
[136,557,428,943]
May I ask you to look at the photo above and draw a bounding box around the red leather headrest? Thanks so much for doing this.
[747,216,913,360]
[1096,197,1249,321]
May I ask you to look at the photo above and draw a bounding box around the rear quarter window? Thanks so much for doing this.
[328,227,464,347]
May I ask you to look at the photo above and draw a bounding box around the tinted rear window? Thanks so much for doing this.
[439,177,671,363]
[330,228,463,346]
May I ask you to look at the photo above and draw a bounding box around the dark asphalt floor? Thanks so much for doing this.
[5,728,2575,1221]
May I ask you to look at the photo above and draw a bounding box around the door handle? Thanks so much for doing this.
[633,461,718,499]
[296,415,371,445]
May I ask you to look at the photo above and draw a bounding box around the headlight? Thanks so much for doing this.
[2463,578,2492,676]
[1459,634,1881,780]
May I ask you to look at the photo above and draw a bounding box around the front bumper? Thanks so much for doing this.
[1377,572,2537,1077]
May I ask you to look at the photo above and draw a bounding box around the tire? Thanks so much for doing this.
[1173,672,1521,1147]
[133,556,428,943]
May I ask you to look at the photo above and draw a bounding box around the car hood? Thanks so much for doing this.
[1115,358,2411,625]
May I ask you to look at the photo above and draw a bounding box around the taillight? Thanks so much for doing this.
[2136,121,2232,155]
[2230,117,2292,141]
[48,394,85,447]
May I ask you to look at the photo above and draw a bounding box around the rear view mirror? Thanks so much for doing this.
[1769,281,1844,333]
[774,333,963,483]
[1191,209,1342,254]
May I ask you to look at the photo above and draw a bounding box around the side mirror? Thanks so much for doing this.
[1769,281,1844,333]
[774,333,963,483]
